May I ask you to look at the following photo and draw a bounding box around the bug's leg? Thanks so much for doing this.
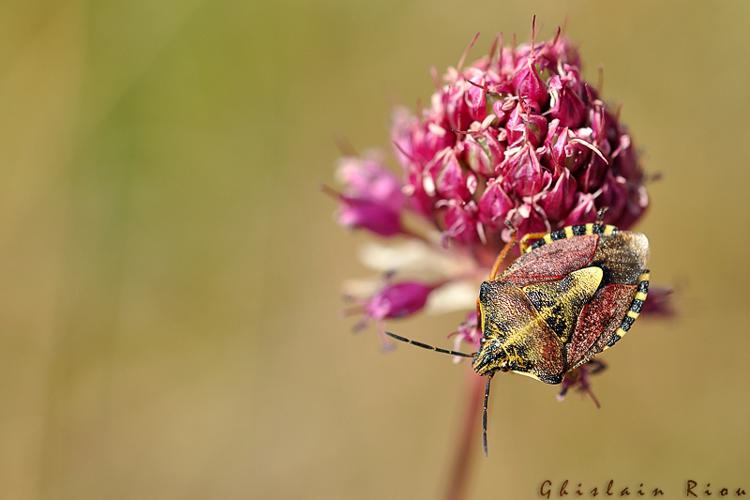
[583,384,601,409]
[578,361,603,408]
[488,234,518,280]
[595,207,609,225]
[586,358,607,374]
[518,232,548,253]
[557,381,571,401]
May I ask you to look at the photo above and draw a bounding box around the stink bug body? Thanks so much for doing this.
[385,219,650,454]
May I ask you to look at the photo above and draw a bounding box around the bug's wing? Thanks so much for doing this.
[568,270,650,369]
[565,283,637,369]
[479,281,565,384]
[521,267,603,343]
[501,234,599,286]
[593,231,649,284]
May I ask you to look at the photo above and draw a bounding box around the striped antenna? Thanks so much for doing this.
[482,375,493,456]
[384,332,475,358]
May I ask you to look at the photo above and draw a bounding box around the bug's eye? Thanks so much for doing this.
[484,340,503,357]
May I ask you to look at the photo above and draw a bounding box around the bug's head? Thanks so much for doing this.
[472,337,508,376]
[472,281,509,376]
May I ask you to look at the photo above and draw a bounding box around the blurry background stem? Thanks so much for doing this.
[444,370,485,500]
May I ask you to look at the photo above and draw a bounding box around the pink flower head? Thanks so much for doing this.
[381,33,649,241]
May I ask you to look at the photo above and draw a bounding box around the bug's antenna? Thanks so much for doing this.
[482,374,493,456]
[384,331,475,358]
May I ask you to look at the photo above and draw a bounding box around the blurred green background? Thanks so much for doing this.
[1,0,749,499]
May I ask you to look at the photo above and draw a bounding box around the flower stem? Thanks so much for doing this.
[444,369,485,500]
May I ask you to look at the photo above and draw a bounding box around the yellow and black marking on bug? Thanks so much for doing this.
[385,216,650,455]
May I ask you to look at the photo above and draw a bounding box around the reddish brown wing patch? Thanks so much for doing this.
[501,234,599,287]
[520,324,566,384]
[566,284,637,369]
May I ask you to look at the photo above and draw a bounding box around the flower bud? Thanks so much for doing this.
[548,75,586,128]
[512,58,548,109]
[506,105,548,147]
[597,174,628,223]
[336,195,404,237]
[392,109,454,168]
[403,170,436,216]
[337,156,404,209]
[464,130,505,177]
[365,281,436,320]
[478,179,514,227]
[454,310,481,351]
[539,169,577,221]
[612,134,640,180]
[562,192,598,226]
[443,84,472,132]
[547,127,592,173]
[329,156,407,237]
[578,153,609,193]
[504,144,544,197]
[464,73,488,122]
[435,149,474,201]
[510,201,549,238]
[442,200,479,245]
[492,95,517,124]
[616,184,649,229]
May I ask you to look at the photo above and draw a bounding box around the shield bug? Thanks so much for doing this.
[385,215,650,454]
